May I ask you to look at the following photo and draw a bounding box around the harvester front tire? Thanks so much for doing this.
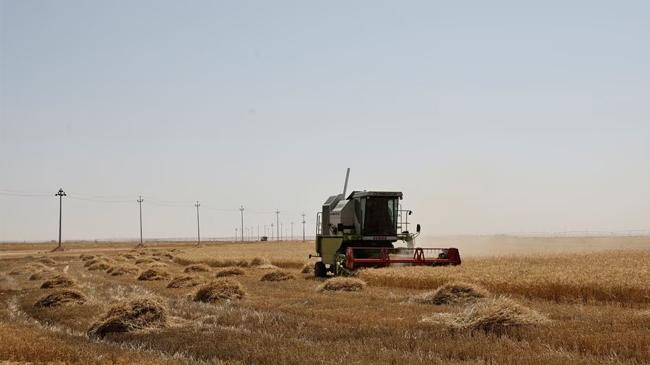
[314,262,327,278]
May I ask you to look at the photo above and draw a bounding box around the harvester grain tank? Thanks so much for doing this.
[311,169,461,277]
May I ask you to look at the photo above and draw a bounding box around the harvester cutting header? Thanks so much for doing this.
[311,169,461,277]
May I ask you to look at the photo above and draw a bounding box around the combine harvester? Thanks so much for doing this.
[311,169,461,277]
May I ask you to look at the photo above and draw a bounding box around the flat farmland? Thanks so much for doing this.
[0,236,649,364]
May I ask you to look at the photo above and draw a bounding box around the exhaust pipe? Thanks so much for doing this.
[342,168,350,198]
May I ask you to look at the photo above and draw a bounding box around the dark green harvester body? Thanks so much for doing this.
[311,170,461,277]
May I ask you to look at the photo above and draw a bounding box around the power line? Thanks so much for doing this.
[0,189,312,213]
[67,195,132,204]
[145,201,192,208]
[146,197,195,207]
[2,187,318,241]
[66,191,134,200]
[246,209,276,214]
[0,190,51,197]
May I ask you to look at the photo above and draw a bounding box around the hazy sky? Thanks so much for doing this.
[1,1,649,241]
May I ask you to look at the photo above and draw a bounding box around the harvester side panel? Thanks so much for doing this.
[316,236,344,266]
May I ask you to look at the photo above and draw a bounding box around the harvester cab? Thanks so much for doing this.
[312,169,461,277]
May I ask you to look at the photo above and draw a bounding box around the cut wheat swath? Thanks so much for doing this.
[193,280,246,303]
[317,277,366,292]
[260,269,295,282]
[421,296,549,334]
[34,290,87,308]
[88,297,168,337]
[214,267,245,278]
[184,264,211,273]
[167,275,203,288]
[408,282,489,305]
[40,274,75,289]
[138,269,169,281]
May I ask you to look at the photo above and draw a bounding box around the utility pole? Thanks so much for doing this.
[301,212,306,242]
[257,224,259,240]
[291,222,294,241]
[275,209,280,242]
[239,205,244,242]
[136,196,144,248]
[195,201,201,246]
[53,188,66,252]
[235,228,238,241]
[271,223,274,241]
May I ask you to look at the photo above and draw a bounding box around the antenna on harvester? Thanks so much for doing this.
[52,188,66,252]
[136,196,145,248]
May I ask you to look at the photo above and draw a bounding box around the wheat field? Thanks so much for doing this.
[1,236,649,364]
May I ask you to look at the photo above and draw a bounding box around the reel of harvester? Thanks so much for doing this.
[311,169,461,277]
